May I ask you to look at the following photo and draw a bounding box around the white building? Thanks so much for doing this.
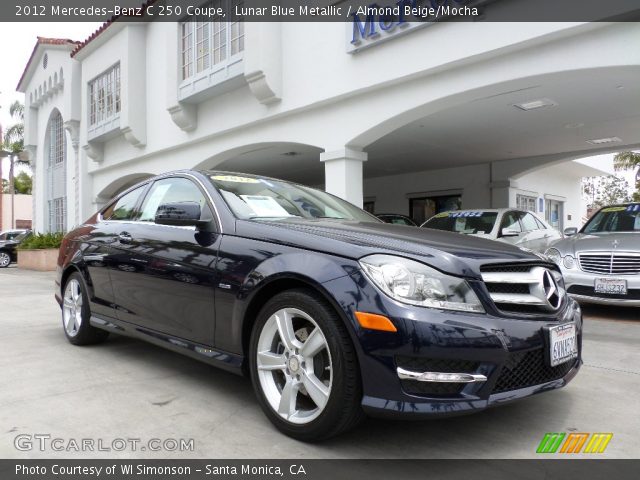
[17,17,638,233]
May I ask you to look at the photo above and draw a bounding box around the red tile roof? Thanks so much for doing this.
[18,1,157,91]
[17,37,80,91]
[71,1,158,58]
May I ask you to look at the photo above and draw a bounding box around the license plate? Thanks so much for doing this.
[594,278,627,295]
[549,324,578,367]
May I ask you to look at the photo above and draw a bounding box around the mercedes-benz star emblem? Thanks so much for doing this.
[542,269,561,310]
[612,239,619,249]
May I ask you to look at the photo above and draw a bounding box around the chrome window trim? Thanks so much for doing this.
[98,173,224,234]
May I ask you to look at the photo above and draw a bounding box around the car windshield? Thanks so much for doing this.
[207,173,380,222]
[424,211,499,234]
[583,205,640,233]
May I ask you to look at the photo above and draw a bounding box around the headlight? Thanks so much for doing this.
[563,255,575,269]
[359,254,484,313]
[545,248,562,265]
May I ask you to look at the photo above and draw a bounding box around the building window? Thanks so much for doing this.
[180,0,245,81]
[48,111,65,166]
[49,197,66,233]
[516,194,537,212]
[363,201,375,214]
[89,64,121,127]
[545,199,564,229]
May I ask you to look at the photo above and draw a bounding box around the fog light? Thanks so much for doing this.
[397,367,487,383]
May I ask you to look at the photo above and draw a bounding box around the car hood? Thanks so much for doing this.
[551,232,640,256]
[235,218,547,279]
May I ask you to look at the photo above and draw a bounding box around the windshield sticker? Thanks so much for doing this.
[211,175,260,184]
[240,195,293,217]
[434,212,450,218]
[626,204,640,212]
[602,206,626,212]
[449,211,483,218]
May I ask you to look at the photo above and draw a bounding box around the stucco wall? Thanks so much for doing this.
[1,194,33,231]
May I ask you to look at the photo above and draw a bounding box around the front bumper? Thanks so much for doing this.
[322,272,583,419]
[561,267,640,307]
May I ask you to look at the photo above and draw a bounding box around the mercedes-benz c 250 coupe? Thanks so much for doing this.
[56,171,582,440]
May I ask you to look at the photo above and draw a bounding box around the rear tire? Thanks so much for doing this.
[249,289,364,441]
[62,272,109,345]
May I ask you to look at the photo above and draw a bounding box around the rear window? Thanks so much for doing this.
[424,211,498,234]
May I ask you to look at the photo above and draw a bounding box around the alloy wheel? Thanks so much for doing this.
[256,307,333,425]
[0,252,10,267]
[63,279,83,337]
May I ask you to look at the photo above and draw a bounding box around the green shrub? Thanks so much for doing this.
[18,232,65,250]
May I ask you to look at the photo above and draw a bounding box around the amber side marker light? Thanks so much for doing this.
[354,312,397,332]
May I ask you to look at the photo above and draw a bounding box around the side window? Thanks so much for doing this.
[138,177,210,223]
[520,212,539,232]
[102,186,145,221]
[534,216,547,230]
[500,211,522,232]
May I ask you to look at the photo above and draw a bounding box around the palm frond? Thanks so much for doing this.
[613,151,640,171]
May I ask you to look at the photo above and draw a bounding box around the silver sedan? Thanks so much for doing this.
[546,203,640,307]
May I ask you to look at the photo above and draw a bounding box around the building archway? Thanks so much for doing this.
[194,142,325,186]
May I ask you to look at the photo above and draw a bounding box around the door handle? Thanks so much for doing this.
[118,232,133,244]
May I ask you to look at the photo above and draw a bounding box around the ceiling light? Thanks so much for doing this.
[586,137,622,145]
[513,98,557,111]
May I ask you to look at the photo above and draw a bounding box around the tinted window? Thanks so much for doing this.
[520,213,539,232]
[102,187,146,221]
[500,211,522,233]
[424,212,498,234]
[138,177,210,222]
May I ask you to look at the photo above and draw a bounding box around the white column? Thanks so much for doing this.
[320,148,367,208]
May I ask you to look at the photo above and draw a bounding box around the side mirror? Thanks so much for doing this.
[155,202,208,228]
[501,228,520,237]
[563,227,578,236]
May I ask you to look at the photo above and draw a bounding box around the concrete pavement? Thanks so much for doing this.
[1,266,638,459]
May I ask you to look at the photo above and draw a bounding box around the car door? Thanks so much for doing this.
[109,175,221,346]
[517,211,546,251]
[533,215,562,250]
[84,184,149,321]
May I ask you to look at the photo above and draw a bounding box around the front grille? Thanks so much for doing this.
[579,252,640,275]
[568,285,640,300]
[480,263,565,316]
[396,356,479,397]
[492,348,577,394]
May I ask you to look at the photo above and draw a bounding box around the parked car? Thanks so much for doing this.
[376,213,417,226]
[0,230,32,268]
[56,171,582,440]
[421,208,562,252]
[546,203,640,306]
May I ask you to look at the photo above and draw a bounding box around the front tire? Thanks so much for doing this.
[0,252,11,268]
[249,289,364,441]
[62,272,109,345]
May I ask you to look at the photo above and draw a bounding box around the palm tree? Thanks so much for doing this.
[613,151,640,202]
[3,101,29,229]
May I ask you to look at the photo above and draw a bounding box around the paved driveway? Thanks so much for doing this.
[1,266,638,458]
